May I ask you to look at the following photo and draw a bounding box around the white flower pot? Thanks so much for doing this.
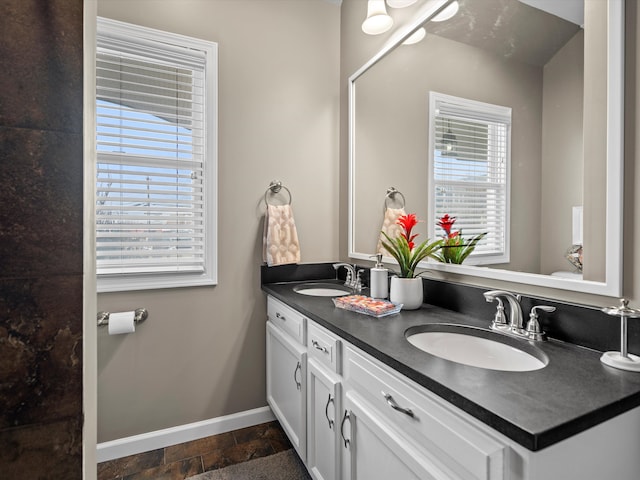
[389,276,423,310]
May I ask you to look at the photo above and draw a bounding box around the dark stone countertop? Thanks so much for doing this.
[262,279,640,452]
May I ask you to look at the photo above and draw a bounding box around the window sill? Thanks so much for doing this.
[97,272,217,293]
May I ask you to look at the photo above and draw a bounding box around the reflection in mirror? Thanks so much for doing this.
[349,0,623,296]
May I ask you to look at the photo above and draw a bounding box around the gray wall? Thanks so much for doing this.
[540,31,584,276]
[582,0,608,282]
[96,0,340,442]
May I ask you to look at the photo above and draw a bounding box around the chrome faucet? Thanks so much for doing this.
[333,263,362,291]
[526,305,556,341]
[483,290,525,335]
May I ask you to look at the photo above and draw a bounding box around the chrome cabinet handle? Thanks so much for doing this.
[312,340,328,354]
[294,362,301,390]
[325,394,335,429]
[340,410,351,448]
[276,312,286,321]
[382,391,414,418]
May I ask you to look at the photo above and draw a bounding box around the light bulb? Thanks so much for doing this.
[402,27,426,45]
[432,1,459,22]
[387,0,418,8]
[362,0,393,35]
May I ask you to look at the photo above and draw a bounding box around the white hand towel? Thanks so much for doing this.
[377,207,407,256]
[263,204,301,266]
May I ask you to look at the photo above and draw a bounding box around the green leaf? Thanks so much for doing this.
[431,232,487,264]
[381,231,442,277]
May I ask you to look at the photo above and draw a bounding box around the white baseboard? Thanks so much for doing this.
[96,406,276,463]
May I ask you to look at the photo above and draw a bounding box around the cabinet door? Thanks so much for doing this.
[266,321,306,460]
[340,391,450,480]
[344,346,505,480]
[307,359,341,480]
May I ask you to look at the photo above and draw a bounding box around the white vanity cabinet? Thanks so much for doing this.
[340,390,449,480]
[266,297,307,460]
[266,294,505,480]
[265,294,640,480]
[306,322,343,480]
[307,358,341,480]
[339,344,640,480]
[340,346,506,480]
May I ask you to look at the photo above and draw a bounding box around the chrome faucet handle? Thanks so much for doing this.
[490,297,508,330]
[526,305,556,341]
[354,269,364,292]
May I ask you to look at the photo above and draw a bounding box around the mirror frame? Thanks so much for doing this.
[348,0,624,296]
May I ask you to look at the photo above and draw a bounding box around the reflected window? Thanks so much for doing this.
[429,92,511,265]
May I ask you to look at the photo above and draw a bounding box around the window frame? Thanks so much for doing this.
[96,17,218,293]
[427,91,511,266]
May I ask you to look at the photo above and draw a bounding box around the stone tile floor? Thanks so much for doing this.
[97,421,292,480]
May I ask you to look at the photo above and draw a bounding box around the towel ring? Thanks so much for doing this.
[384,187,405,209]
[264,180,292,206]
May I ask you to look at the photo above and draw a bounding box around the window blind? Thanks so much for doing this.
[96,25,207,277]
[431,93,511,261]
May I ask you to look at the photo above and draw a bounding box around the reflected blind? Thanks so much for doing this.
[431,94,511,260]
[96,26,207,277]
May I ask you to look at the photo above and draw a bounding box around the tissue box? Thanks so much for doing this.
[333,295,401,318]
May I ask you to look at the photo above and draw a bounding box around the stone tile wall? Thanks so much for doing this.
[0,0,84,477]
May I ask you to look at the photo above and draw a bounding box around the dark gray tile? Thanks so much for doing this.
[202,438,275,472]
[232,420,285,444]
[0,127,83,277]
[269,432,293,453]
[123,457,202,480]
[97,449,164,480]
[233,421,292,453]
[0,0,83,133]
[165,432,235,464]
[0,275,83,429]
[0,418,82,479]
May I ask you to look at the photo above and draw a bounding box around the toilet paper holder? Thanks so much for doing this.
[97,308,148,327]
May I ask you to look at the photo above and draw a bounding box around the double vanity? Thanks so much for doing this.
[260,1,635,478]
[262,264,640,480]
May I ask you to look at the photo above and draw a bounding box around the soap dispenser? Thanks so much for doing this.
[370,254,389,299]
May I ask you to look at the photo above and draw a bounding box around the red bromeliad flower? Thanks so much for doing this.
[380,213,442,278]
[447,231,462,245]
[397,213,419,249]
[433,214,487,264]
[437,214,458,238]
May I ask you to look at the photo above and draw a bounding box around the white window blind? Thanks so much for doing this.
[96,18,217,291]
[429,92,511,264]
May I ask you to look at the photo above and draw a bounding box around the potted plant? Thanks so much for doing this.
[431,214,486,264]
[380,214,441,309]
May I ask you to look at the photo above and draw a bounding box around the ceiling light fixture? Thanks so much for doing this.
[431,0,460,22]
[362,0,393,35]
[386,0,418,8]
[402,27,426,45]
[442,118,458,155]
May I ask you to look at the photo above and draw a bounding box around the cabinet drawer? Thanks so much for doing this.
[344,347,506,480]
[267,296,305,344]
[308,322,341,374]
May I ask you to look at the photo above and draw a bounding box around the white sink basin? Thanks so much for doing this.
[293,283,352,297]
[406,324,548,372]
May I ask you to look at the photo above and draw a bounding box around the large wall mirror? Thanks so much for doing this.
[349,0,623,296]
